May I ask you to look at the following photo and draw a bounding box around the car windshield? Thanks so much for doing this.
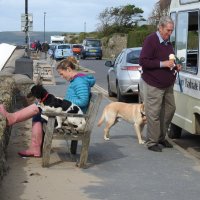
[86,40,101,47]
[58,45,71,49]
[73,45,82,48]
[127,49,141,64]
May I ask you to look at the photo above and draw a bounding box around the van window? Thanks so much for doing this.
[170,12,176,49]
[175,10,199,74]
[86,40,101,47]
[58,45,71,49]
[180,0,199,4]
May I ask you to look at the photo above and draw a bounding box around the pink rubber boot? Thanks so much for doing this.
[0,104,39,126]
[18,122,43,157]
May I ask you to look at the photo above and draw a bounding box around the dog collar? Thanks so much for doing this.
[40,93,49,103]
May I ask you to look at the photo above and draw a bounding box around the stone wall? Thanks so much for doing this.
[0,75,15,180]
[102,33,128,59]
[0,50,34,181]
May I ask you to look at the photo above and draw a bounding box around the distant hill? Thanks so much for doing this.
[0,31,66,45]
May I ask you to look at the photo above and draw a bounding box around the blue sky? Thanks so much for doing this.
[0,0,158,32]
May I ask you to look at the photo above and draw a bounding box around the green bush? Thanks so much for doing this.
[127,30,153,47]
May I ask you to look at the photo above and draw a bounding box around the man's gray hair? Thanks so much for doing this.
[157,16,174,30]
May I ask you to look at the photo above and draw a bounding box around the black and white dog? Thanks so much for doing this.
[27,85,86,131]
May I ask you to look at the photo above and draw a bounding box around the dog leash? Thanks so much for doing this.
[175,57,183,93]
[177,71,183,92]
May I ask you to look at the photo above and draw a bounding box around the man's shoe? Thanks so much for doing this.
[148,144,162,152]
[159,140,173,148]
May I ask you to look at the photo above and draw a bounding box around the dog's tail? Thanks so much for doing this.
[97,109,105,127]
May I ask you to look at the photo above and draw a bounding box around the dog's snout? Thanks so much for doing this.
[27,91,33,98]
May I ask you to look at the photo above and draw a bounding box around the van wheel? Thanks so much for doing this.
[168,123,182,139]
[117,84,124,102]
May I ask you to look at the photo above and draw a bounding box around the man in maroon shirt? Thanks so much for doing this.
[139,16,181,152]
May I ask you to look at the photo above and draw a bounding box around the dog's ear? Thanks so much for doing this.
[27,84,35,98]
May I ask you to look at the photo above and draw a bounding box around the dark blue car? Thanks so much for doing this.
[81,38,102,60]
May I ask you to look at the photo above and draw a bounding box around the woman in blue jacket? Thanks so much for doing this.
[57,59,95,113]
[0,58,96,157]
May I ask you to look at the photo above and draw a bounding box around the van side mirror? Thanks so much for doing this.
[105,60,113,67]
[180,57,185,63]
[176,57,185,64]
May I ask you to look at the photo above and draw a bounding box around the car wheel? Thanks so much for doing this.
[80,54,85,59]
[117,84,124,102]
[107,78,115,97]
[168,123,182,139]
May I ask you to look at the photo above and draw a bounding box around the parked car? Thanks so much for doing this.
[53,44,73,60]
[105,47,142,102]
[81,38,102,60]
[48,43,56,56]
[72,44,82,55]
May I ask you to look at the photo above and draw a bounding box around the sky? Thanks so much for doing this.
[0,0,158,32]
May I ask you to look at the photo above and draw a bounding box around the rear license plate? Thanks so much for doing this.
[89,49,97,52]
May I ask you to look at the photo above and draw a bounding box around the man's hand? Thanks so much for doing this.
[162,60,175,69]
[176,64,182,72]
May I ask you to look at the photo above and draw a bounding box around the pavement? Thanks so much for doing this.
[1,50,200,200]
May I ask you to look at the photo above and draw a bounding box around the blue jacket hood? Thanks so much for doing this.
[82,74,96,87]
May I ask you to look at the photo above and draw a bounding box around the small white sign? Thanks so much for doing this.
[174,73,200,99]
[21,13,33,32]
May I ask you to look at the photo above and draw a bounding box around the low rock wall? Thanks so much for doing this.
[0,75,15,180]
[102,34,128,58]
[0,52,34,181]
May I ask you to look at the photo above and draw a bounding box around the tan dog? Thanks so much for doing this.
[97,102,147,144]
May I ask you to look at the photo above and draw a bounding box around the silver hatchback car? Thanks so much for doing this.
[105,47,142,102]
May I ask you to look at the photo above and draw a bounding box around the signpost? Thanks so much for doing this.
[15,0,33,79]
[21,13,33,32]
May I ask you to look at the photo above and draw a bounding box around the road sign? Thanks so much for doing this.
[21,13,33,32]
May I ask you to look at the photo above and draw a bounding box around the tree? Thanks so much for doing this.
[97,4,145,36]
[148,0,171,26]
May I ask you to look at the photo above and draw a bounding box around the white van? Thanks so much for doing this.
[168,0,200,138]
[50,35,65,44]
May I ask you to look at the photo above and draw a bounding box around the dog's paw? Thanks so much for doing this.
[139,140,145,144]
[104,136,110,141]
[55,126,62,129]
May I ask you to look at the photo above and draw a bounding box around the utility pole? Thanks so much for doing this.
[15,0,33,78]
[44,12,46,42]
[84,21,86,33]
[84,21,86,38]
[25,0,29,57]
